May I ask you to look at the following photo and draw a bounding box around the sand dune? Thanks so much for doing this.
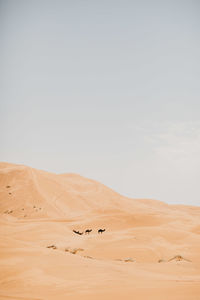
[0,162,200,299]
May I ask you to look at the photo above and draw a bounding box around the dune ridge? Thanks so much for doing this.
[0,162,200,299]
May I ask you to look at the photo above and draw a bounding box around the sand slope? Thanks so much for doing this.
[0,162,200,299]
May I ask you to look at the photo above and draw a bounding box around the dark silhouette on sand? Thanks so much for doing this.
[98,229,106,234]
[85,229,92,234]
[73,230,83,235]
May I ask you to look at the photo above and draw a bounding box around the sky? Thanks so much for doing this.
[1,0,200,205]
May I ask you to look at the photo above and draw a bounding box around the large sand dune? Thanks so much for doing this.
[0,162,200,299]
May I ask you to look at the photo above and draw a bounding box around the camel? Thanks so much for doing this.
[98,229,106,234]
[73,230,83,235]
[85,229,92,234]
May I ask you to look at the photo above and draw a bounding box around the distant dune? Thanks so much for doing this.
[0,162,200,300]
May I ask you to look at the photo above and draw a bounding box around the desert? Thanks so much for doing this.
[0,162,200,300]
[1,0,200,298]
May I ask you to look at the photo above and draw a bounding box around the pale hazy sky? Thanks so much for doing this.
[1,0,200,205]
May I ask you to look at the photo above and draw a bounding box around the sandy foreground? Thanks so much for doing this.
[0,162,200,300]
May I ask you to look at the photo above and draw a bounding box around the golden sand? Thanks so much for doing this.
[0,162,200,299]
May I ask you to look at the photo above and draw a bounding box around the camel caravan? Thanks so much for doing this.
[73,229,106,235]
